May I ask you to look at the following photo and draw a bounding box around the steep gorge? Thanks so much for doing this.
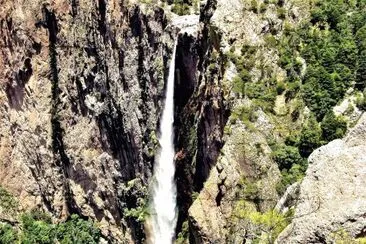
[0,0,228,242]
[1,0,366,243]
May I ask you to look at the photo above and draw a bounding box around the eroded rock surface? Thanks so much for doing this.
[0,0,174,242]
[277,113,366,243]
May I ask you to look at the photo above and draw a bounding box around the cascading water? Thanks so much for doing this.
[150,40,178,244]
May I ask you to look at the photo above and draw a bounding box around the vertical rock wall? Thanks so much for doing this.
[0,0,174,242]
[0,0,229,242]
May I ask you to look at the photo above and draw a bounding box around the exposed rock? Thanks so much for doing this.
[333,93,363,125]
[275,182,300,214]
[189,119,281,243]
[171,14,200,36]
[0,0,173,242]
[276,113,366,243]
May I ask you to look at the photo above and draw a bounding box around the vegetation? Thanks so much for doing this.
[233,201,292,243]
[0,210,100,244]
[176,221,189,244]
[0,224,17,244]
[227,0,366,197]
[331,229,366,244]
[0,186,18,212]
[321,112,347,141]
[278,0,366,120]
[170,0,190,15]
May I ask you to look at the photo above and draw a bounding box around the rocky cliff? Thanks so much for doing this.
[0,0,229,242]
[1,0,366,243]
[276,114,366,243]
[0,0,174,242]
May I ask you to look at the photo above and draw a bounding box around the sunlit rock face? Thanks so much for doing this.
[0,0,229,242]
[0,1,173,242]
[277,114,366,244]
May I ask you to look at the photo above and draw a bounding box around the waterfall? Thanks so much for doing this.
[150,40,178,244]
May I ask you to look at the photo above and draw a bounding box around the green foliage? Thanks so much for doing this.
[264,34,277,48]
[250,0,258,13]
[277,7,286,19]
[20,212,56,244]
[321,112,347,141]
[277,0,366,120]
[191,191,199,202]
[233,201,292,243]
[0,186,18,211]
[0,211,100,244]
[298,115,323,157]
[231,105,258,130]
[171,0,190,15]
[272,143,307,194]
[124,204,149,223]
[331,229,366,244]
[55,214,100,244]
[356,91,366,110]
[0,224,17,244]
[238,178,260,201]
[272,145,305,170]
[277,164,306,194]
[259,3,267,13]
[176,221,189,244]
[276,81,286,95]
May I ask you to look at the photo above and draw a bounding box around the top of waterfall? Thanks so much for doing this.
[170,14,200,36]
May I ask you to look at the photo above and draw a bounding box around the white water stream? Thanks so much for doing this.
[150,41,178,244]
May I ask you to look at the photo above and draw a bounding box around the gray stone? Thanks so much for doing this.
[276,114,366,243]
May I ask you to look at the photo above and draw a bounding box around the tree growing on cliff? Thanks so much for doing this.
[298,115,323,157]
[321,112,347,142]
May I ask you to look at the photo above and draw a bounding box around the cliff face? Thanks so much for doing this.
[0,0,174,241]
[1,0,366,243]
[276,114,366,243]
[0,0,229,242]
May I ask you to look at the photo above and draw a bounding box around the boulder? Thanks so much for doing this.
[276,114,366,243]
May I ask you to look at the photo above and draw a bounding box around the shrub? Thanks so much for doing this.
[356,93,366,110]
[250,0,258,13]
[55,214,100,243]
[233,201,291,243]
[298,115,323,157]
[277,7,286,19]
[18,211,100,244]
[272,145,305,170]
[171,0,190,15]
[259,3,267,13]
[321,112,347,142]
[0,186,18,211]
[277,164,306,194]
[20,212,55,244]
[276,81,286,95]
[0,224,17,244]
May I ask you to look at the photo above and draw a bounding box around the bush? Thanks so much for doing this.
[276,81,286,95]
[171,0,190,15]
[321,112,347,142]
[20,212,55,244]
[0,186,18,211]
[55,214,100,243]
[0,224,17,244]
[259,3,267,13]
[272,145,305,170]
[233,201,291,243]
[277,164,306,194]
[298,115,323,157]
[277,7,286,19]
[16,211,100,244]
[250,0,258,13]
[356,93,366,110]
